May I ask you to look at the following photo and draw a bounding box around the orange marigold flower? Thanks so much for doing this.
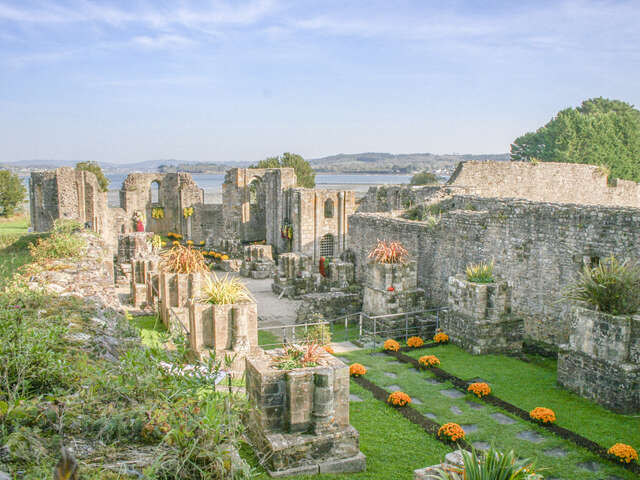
[323,345,334,354]
[438,422,465,442]
[387,391,411,407]
[433,332,449,343]
[172,240,180,246]
[407,336,424,348]
[349,363,367,377]
[418,355,440,368]
[529,407,556,424]
[608,443,638,463]
[383,339,400,351]
[468,382,491,398]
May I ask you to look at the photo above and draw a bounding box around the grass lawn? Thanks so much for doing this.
[337,348,637,479]
[0,215,35,282]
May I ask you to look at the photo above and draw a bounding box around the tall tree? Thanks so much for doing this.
[510,97,640,181]
[75,161,110,192]
[253,152,316,188]
[0,170,26,217]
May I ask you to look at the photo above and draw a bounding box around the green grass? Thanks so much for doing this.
[335,348,638,480]
[404,344,640,449]
[0,215,35,282]
[258,329,281,349]
[130,314,168,348]
[244,381,451,479]
[0,214,29,235]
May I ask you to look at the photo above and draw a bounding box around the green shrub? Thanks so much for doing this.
[305,323,331,346]
[564,256,640,315]
[466,260,494,283]
[29,219,86,263]
[434,446,541,479]
[410,170,438,185]
[200,273,253,305]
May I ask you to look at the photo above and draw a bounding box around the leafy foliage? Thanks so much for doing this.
[253,152,316,188]
[410,170,438,185]
[510,97,640,182]
[274,341,322,370]
[434,446,541,479]
[200,273,253,305]
[563,256,640,315]
[75,161,110,192]
[0,170,27,217]
[160,244,209,274]
[368,239,409,264]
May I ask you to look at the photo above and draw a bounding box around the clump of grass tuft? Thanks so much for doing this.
[160,243,208,274]
[466,260,494,283]
[28,219,86,263]
[200,273,253,305]
[368,239,409,264]
[564,255,640,315]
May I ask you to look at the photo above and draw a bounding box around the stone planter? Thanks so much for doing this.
[246,352,365,477]
[129,256,160,308]
[557,305,640,413]
[188,300,260,375]
[441,274,523,354]
[158,271,208,330]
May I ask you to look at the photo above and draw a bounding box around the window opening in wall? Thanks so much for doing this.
[320,233,335,257]
[324,199,334,218]
[151,180,160,204]
[249,178,260,205]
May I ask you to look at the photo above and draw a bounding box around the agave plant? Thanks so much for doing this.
[159,244,209,274]
[200,273,253,305]
[563,255,640,315]
[433,447,542,480]
[368,240,409,264]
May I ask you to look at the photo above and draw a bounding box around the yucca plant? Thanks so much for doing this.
[564,256,640,315]
[159,243,208,274]
[368,239,409,264]
[200,273,253,305]
[434,446,542,480]
[466,260,494,283]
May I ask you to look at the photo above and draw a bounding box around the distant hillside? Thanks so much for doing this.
[309,152,510,173]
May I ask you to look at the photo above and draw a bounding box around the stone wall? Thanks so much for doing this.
[358,184,442,212]
[348,196,640,347]
[448,161,640,208]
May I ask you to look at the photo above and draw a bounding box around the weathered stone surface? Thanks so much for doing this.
[516,430,545,443]
[490,413,516,424]
[296,291,362,323]
[362,261,425,318]
[158,271,208,328]
[439,389,465,399]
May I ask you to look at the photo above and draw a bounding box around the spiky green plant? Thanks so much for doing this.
[434,446,541,480]
[200,273,253,305]
[466,260,494,283]
[564,255,640,315]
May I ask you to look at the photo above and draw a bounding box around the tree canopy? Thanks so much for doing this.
[0,170,26,217]
[75,161,110,192]
[510,97,640,182]
[252,152,316,188]
[410,170,438,185]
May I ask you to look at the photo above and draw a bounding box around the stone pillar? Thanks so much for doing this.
[286,370,314,433]
[312,368,335,434]
[159,272,207,329]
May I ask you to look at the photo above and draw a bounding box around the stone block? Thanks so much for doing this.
[159,271,208,327]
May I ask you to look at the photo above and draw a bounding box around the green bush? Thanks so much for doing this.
[434,446,541,479]
[76,161,110,192]
[410,170,438,185]
[0,170,27,217]
[466,261,494,283]
[564,256,640,315]
[29,219,86,263]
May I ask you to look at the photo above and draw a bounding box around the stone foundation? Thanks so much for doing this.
[441,274,523,354]
[241,245,276,279]
[246,352,365,477]
[296,292,362,324]
[362,261,424,317]
[130,257,160,308]
[557,306,640,413]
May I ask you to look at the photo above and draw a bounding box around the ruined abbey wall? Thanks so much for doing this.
[348,196,640,347]
[448,161,640,208]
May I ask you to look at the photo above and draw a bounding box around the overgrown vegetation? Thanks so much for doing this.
[160,243,209,274]
[466,260,494,283]
[409,170,438,185]
[0,170,26,217]
[201,273,253,305]
[28,219,86,264]
[403,203,444,223]
[76,161,110,192]
[563,256,640,315]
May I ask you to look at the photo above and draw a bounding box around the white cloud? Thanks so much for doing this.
[131,34,196,49]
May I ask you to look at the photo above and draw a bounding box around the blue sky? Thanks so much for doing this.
[1,0,639,164]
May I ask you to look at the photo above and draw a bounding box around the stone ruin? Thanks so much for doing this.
[240,244,275,279]
[441,274,523,355]
[245,351,366,476]
[557,305,640,413]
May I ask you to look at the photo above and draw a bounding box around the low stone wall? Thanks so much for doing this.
[296,291,362,324]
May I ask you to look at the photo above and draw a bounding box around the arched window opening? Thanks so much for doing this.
[324,199,334,218]
[249,178,260,205]
[320,233,335,258]
[151,180,160,204]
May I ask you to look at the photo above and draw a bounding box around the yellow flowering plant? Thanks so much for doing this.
[407,336,424,348]
[383,339,400,351]
[418,355,440,368]
[438,423,465,442]
[387,391,411,407]
[468,382,491,398]
[433,331,449,343]
[529,407,556,424]
[349,363,367,377]
[608,443,638,463]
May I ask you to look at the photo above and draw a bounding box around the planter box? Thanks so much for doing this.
[188,301,259,375]
[246,352,365,477]
[159,271,208,330]
[557,305,640,413]
[441,274,522,354]
[129,257,160,308]
[362,261,424,318]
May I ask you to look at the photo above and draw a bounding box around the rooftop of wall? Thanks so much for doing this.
[447,161,640,208]
[30,167,101,187]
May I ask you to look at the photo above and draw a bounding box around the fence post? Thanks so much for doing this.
[344,315,348,341]
[372,317,377,349]
[359,313,363,339]
[404,313,409,343]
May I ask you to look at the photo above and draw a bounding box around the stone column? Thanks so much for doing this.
[286,370,314,433]
[312,368,335,434]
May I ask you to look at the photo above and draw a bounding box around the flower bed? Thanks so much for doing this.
[433,331,449,343]
[529,407,556,424]
[350,363,367,377]
[387,391,411,407]
[608,443,638,464]
[437,422,465,442]
[407,336,424,348]
[467,382,491,398]
[418,355,440,368]
[383,339,400,352]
